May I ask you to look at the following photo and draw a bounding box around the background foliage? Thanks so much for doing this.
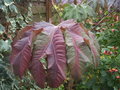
[0,0,37,89]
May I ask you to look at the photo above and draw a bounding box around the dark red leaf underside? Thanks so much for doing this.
[10,26,33,64]
[29,60,46,88]
[47,28,66,88]
[30,32,50,88]
[31,28,54,62]
[12,37,32,78]
[11,29,42,78]
[12,25,33,45]
[29,22,55,88]
[59,19,76,29]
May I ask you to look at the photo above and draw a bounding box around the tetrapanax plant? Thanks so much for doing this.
[10,19,100,88]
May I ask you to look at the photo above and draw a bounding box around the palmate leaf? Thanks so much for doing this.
[62,4,96,22]
[10,19,100,88]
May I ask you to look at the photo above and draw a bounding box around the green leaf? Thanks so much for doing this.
[0,0,2,4]
[0,40,10,51]
[101,70,107,77]
[0,4,7,13]
[0,4,5,10]
[116,54,120,60]
[0,58,2,61]
[114,87,118,90]
[86,77,96,88]
[84,4,96,17]
[0,24,5,34]
[9,4,18,13]
[9,18,16,27]
[92,85,100,90]
[40,58,46,63]
[4,0,14,6]
[62,4,95,22]
[0,53,4,58]
[100,0,105,7]
[107,80,113,87]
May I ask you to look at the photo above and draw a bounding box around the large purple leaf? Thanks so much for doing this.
[29,22,55,88]
[46,28,67,88]
[12,25,33,45]
[70,33,92,79]
[11,29,43,78]
[29,60,46,88]
[31,22,55,61]
[75,24,100,66]
[33,21,54,33]
[12,36,32,78]
[54,0,82,4]
[65,30,91,80]
[58,19,76,29]
[10,26,33,64]
[29,32,50,88]
[69,24,100,66]
[10,22,51,64]
[65,23,99,80]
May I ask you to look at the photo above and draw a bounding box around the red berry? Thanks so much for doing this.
[112,68,115,71]
[112,46,118,50]
[111,29,115,32]
[116,76,120,79]
[108,69,113,72]
[108,68,118,73]
[110,52,113,54]
[103,50,107,55]
[112,68,118,72]
[111,24,114,26]
[114,69,118,72]
[103,50,112,55]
